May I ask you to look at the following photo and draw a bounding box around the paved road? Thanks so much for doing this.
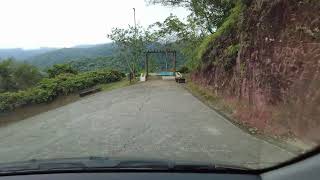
[0,80,294,169]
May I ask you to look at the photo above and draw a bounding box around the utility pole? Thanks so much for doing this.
[133,8,137,31]
[132,8,137,78]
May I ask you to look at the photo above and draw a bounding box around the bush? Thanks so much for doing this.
[225,44,240,57]
[0,69,124,112]
[196,1,245,65]
[46,64,78,78]
[178,66,190,73]
[0,59,43,92]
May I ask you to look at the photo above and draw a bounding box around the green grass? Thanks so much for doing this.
[98,78,136,92]
[0,69,124,112]
[185,79,234,115]
[225,44,240,57]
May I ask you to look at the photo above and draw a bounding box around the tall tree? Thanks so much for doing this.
[146,0,234,34]
[108,25,155,77]
[13,62,43,90]
[0,59,15,92]
[0,59,42,92]
[150,14,204,69]
[46,64,78,78]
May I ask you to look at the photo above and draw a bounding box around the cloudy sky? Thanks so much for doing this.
[0,0,188,49]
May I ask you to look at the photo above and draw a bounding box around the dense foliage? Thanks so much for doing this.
[178,66,189,73]
[69,56,127,72]
[0,69,124,112]
[108,25,156,76]
[150,15,204,69]
[46,64,78,78]
[0,59,43,92]
[196,1,244,65]
[147,0,235,34]
[147,0,238,69]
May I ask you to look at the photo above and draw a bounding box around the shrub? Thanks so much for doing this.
[222,44,240,71]
[178,66,190,73]
[225,44,240,57]
[195,1,245,66]
[46,64,78,78]
[0,59,43,92]
[0,69,124,112]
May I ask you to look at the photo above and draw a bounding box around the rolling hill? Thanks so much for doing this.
[27,43,115,67]
[0,48,57,60]
[0,43,187,72]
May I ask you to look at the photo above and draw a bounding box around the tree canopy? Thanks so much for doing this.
[146,0,235,34]
[0,59,42,92]
[46,64,78,78]
[107,25,156,75]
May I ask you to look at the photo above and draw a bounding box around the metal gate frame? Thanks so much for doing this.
[144,50,177,79]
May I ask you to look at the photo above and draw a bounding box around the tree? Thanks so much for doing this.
[13,63,42,90]
[0,59,15,92]
[150,14,188,70]
[46,64,78,78]
[148,56,159,72]
[150,14,204,69]
[146,0,235,34]
[107,25,155,77]
[0,59,42,92]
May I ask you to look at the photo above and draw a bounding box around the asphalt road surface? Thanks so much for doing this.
[0,80,294,169]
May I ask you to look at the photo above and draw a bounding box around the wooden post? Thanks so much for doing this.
[173,51,176,72]
[145,53,148,79]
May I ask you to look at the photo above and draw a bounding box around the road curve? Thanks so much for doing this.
[0,80,294,169]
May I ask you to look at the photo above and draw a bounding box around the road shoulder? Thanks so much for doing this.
[181,79,304,155]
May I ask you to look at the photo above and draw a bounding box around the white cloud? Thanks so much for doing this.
[0,0,188,49]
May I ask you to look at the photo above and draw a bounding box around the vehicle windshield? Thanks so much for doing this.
[0,0,319,171]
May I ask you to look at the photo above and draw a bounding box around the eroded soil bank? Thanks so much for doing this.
[192,0,320,144]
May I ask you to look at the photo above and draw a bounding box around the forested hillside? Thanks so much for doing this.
[26,43,115,67]
[0,48,56,60]
[68,57,127,72]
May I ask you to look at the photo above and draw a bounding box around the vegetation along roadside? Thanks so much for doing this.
[0,63,125,113]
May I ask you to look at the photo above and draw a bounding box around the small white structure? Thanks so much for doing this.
[175,72,183,79]
[140,73,146,82]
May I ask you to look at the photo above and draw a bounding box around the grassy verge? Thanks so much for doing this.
[99,78,137,92]
[0,69,124,113]
[184,78,305,154]
[0,79,137,126]
[185,79,234,117]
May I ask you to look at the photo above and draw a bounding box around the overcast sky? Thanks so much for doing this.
[0,0,188,49]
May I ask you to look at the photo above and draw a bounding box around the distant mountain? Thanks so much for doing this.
[71,44,101,48]
[0,48,57,60]
[0,43,187,71]
[27,43,116,67]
